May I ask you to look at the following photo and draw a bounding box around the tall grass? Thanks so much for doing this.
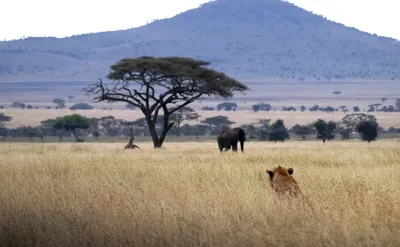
[1,141,400,246]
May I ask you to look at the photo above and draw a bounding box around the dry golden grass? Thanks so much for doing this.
[3,108,400,129]
[1,140,400,246]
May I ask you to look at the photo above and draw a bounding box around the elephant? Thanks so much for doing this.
[217,127,246,152]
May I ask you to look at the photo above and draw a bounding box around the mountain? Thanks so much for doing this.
[1,0,400,83]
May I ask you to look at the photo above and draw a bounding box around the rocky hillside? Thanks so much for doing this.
[1,0,400,82]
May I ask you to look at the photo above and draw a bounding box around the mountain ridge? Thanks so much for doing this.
[1,0,400,83]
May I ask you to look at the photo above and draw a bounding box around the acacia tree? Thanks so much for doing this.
[52,98,66,109]
[339,113,376,137]
[170,107,200,136]
[356,120,378,143]
[0,113,12,139]
[292,124,314,140]
[268,119,289,142]
[53,114,90,142]
[84,56,248,148]
[0,113,12,128]
[313,119,336,143]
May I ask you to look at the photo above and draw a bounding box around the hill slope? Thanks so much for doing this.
[1,0,400,83]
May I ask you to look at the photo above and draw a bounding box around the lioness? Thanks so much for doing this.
[266,165,301,197]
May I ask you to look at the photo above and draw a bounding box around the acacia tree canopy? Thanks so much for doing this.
[84,56,249,148]
[356,120,379,143]
[53,114,90,141]
[313,119,336,143]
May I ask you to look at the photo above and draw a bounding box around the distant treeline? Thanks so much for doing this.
[0,112,399,143]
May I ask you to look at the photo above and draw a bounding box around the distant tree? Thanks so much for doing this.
[380,105,395,112]
[252,104,260,112]
[26,105,33,109]
[84,56,248,148]
[53,114,90,142]
[309,105,319,112]
[40,118,58,138]
[0,113,12,128]
[292,124,314,140]
[201,106,215,111]
[68,96,75,102]
[381,98,387,104]
[337,126,352,139]
[170,107,200,136]
[12,101,25,109]
[239,124,259,140]
[367,103,382,112]
[395,99,400,112]
[252,103,272,112]
[323,106,335,113]
[353,106,360,112]
[313,119,336,143]
[70,103,93,110]
[340,113,376,133]
[356,120,378,143]
[300,105,306,112]
[217,102,238,111]
[268,119,289,142]
[373,103,381,111]
[201,115,235,128]
[92,131,100,141]
[332,91,342,98]
[282,106,296,111]
[367,104,375,112]
[256,119,271,140]
[339,105,347,112]
[52,98,66,109]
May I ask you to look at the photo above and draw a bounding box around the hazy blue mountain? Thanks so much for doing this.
[1,0,400,83]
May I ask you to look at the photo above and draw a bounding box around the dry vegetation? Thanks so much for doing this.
[1,140,400,246]
[3,108,400,129]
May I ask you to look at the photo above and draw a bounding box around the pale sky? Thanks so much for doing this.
[0,0,399,41]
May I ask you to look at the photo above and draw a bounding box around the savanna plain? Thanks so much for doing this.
[1,140,400,247]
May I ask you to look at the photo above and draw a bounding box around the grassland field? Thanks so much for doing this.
[1,140,400,246]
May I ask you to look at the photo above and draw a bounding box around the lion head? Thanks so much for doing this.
[266,165,301,197]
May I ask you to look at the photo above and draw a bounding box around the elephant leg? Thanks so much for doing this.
[218,142,223,152]
[224,146,231,152]
[240,140,244,152]
[232,142,238,152]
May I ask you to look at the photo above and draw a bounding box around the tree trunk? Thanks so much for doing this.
[158,116,174,148]
[72,130,79,142]
[147,121,161,148]
[176,123,181,136]
[146,114,174,149]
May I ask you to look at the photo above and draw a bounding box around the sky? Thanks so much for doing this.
[0,0,399,41]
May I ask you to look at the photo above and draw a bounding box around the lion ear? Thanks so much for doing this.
[266,170,274,178]
[287,168,294,175]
